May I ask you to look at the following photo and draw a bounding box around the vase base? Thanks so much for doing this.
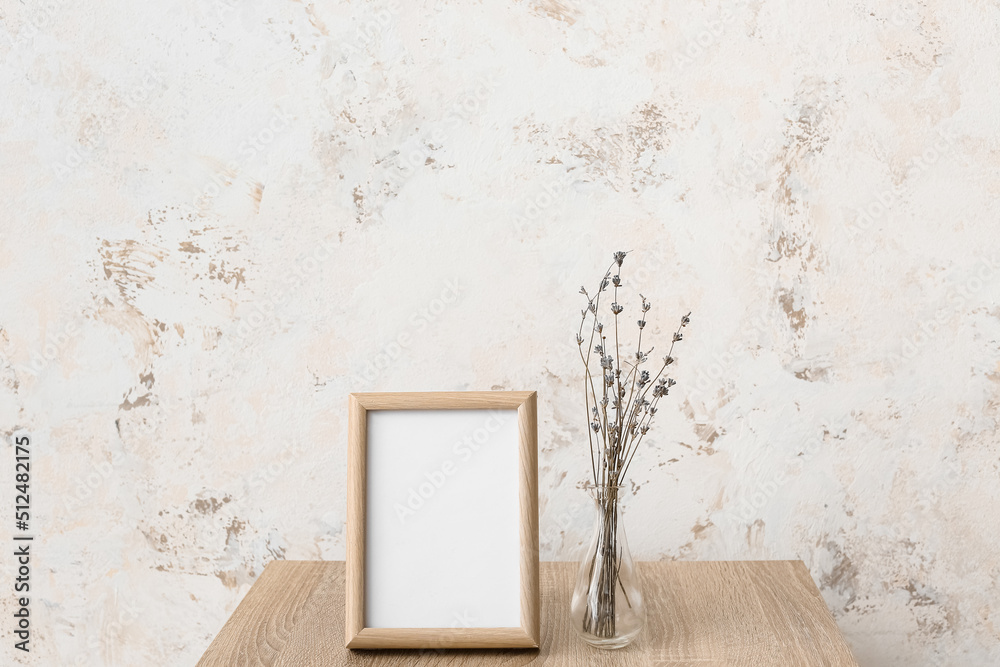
[577,627,642,650]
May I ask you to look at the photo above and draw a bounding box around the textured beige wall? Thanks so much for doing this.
[1,0,999,664]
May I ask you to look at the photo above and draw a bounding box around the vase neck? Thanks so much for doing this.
[587,484,627,507]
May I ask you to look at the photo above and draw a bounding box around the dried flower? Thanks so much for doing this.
[576,251,690,490]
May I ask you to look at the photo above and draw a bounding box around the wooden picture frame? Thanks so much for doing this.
[346,391,539,649]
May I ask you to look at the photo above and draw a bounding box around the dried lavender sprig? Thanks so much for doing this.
[617,313,690,482]
[578,252,690,487]
[577,262,618,485]
[620,293,651,447]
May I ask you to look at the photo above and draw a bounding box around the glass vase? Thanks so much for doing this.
[570,484,645,649]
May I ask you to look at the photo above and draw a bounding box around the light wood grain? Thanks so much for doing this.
[345,393,367,646]
[198,561,859,666]
[347,628,537,650]
[352,391,535,411]
[345,391,540,649]
[196,560,329,666]
[517,392,540,646]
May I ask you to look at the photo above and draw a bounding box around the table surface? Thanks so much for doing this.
[197,560,858,666]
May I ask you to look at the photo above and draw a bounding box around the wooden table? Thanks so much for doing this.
[198,560,858,666]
